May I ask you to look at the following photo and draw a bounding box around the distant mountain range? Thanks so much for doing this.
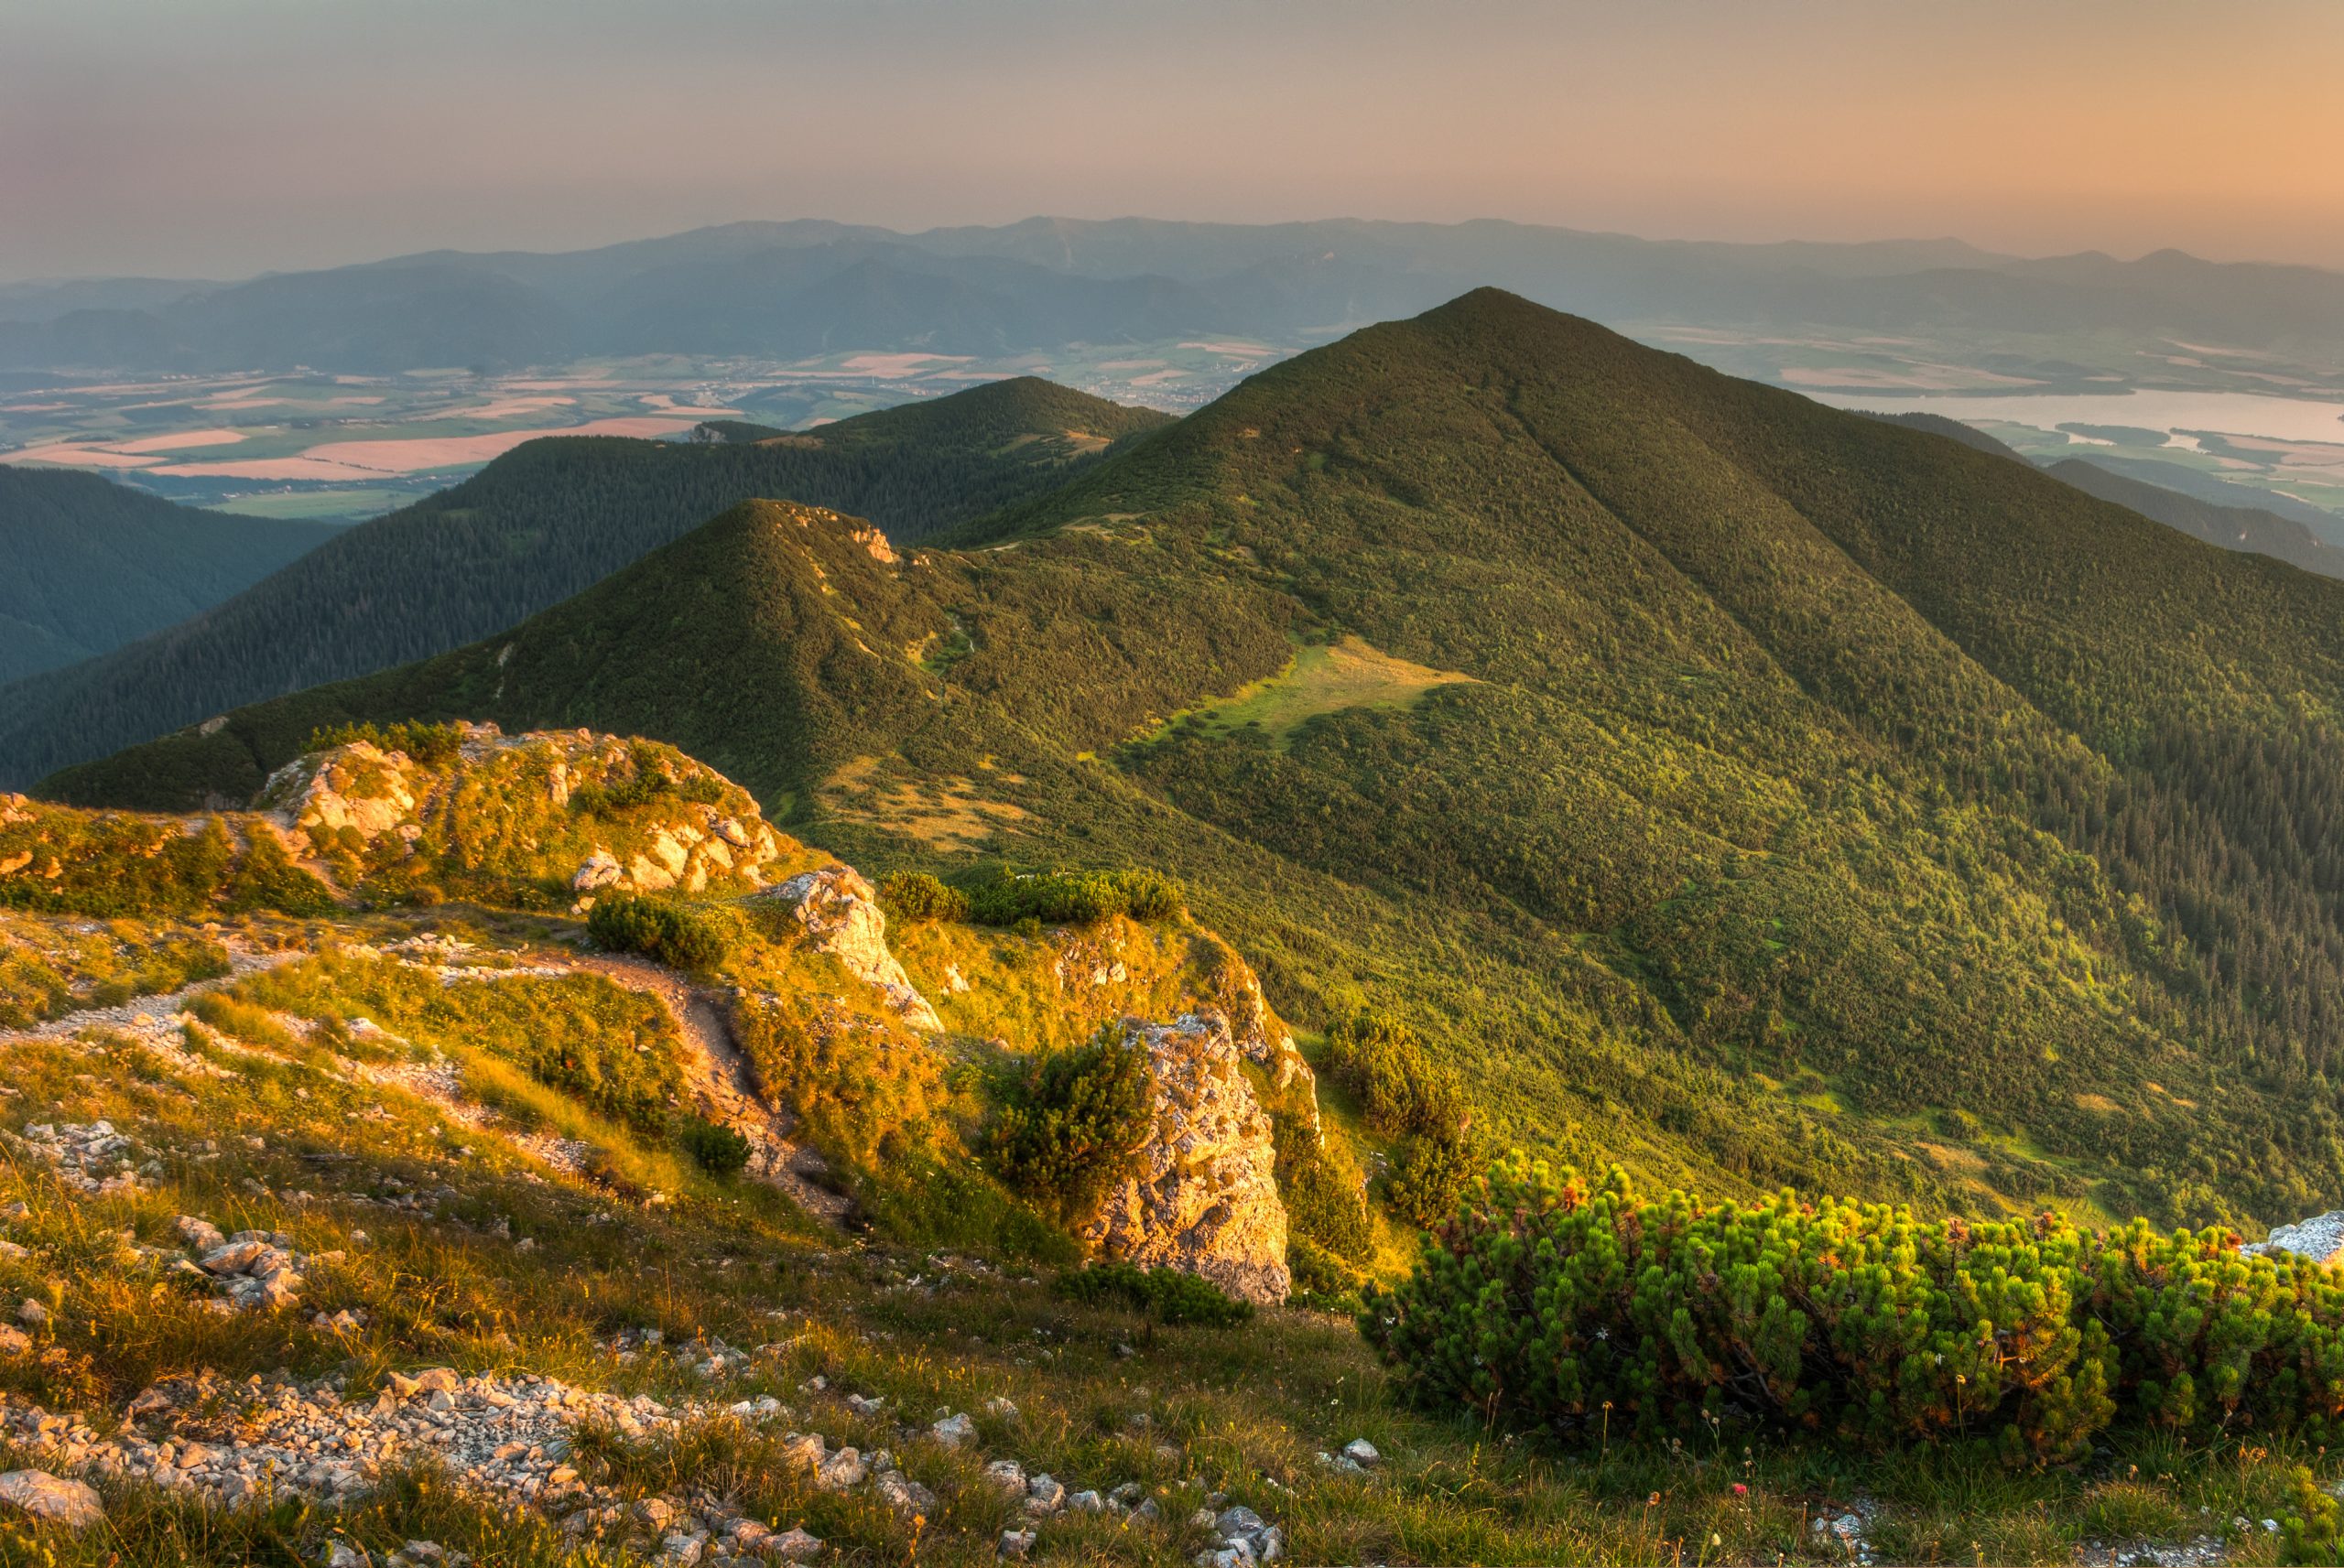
[0,468,341,684]
[51,290,2344,1234]
[5,217,2340,377]
[0,380,1165,787]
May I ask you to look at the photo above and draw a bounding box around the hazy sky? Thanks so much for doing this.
[5,0,2340,282]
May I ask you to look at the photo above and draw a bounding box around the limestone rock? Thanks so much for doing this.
[765,867,941,1031]
[1081,1011,1291,1304]
[571,849,623,891]
[258,725,786,898]
[2244,1210,2344,1265]
[770,1528,824,1561]
[0,1468,104,1529]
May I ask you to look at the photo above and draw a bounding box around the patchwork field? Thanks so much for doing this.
[0,342,1297,522]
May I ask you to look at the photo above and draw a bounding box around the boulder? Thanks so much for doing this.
[765,867,941,1031]
[1081,1011,1292,1304]
[0,1469,104,1529]
[571,849,623,891]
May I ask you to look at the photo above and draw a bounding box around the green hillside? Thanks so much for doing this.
[0,378,1168,787]
[55,289,2344,1234]
[0,467,340,684]
[2046,454,2344,579]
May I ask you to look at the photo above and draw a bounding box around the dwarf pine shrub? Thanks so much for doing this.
[986,1030,1153,1220]
[306,719,465,766]
[1364,1156,2344,1462]
[877,870,970,924]
[678,1115,752,1177]
[960,867,1184,927]
[1326,1011,1476,1227]
[587,892,730,974]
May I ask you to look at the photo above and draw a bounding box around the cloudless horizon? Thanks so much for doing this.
[6,0,2341,284]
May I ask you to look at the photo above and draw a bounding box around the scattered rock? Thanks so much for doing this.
[873,1469,937,1516]
[2244,1210,2344,1266]
[929,1411,976,1447]
[999,1527,1036,1558]
[1340,1437,1380,1466]
[1026,1473,1066,1513]
[814,1447,865,1491]
[175,1216,225,1252]
[984,1459,1027,1496]
[769,1527,824,1562]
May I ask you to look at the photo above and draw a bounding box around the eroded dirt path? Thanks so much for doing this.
[542,950,854,1226]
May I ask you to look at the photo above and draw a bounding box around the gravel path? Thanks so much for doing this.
[0,943,308,1045]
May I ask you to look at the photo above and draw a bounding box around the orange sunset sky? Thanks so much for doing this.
[3,0,2339,279]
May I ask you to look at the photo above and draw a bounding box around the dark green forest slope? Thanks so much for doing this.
[0,467,339,684]
[0,378,1166,786]
[57,290,2344,1237]
[2046,454,2344,579]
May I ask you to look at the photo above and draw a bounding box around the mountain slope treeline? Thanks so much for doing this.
[53,290,2344,1238]
[0,466,341,684]
[0,378,1167,787]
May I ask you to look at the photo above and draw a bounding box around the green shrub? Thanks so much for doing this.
[678,1116,752,1177]
[306,719,464,766]
[570,739,726,816]
[1273,1115,1374,1262]
[2283,1466,2343,1565]
[986,1030,1154,1219]
[1323,1010,1476,1227]
[1383,1130,1479,1229]
[1367,1156,2344,1462]
[1056,1260,1253,1327]
[1324,1011,1467,1141]
[878,871,969,924]
[1288,1234,1367,1311]
[960,867,1185,927]
[587,892,730,974]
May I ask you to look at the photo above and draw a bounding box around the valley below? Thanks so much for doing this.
[14,290,2344,1564]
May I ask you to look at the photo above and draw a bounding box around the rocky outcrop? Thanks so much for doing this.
[764,867,941,1031]
[256,725,788,899]
[1201,934,1318,1130]
[2244,1210,2344,1265]
[1082,1011,1290,1304]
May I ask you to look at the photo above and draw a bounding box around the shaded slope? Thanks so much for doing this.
[2045,455,2344,579]
[58,290,2344,1237]
[0,468,340,683]
[0,377,1168,786]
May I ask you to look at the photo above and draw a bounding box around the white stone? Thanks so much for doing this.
[0,1469,103,1529]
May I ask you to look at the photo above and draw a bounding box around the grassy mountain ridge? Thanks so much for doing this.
[0,378,1168,788]
[0,467,341,684]
[54,289,2344,1235]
